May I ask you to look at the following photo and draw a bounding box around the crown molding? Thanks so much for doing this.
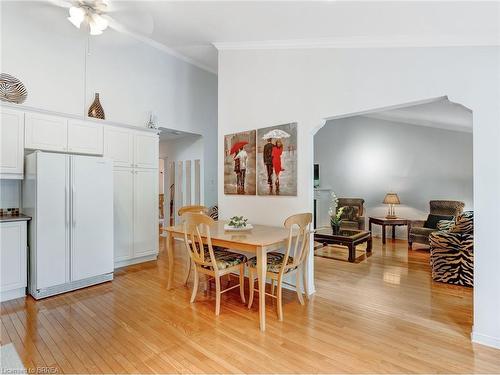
[109,22,218,75]
[213,34,500,51]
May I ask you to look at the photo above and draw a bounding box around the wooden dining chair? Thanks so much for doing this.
[247,213,313,321]
[178,205,207,285]
[182,212,247,315]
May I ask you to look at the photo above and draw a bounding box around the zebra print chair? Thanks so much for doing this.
[429,211,473,287]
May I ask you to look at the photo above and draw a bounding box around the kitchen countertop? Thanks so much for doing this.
[0,214,32,223]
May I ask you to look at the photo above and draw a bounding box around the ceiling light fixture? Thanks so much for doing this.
[67,1,108,35]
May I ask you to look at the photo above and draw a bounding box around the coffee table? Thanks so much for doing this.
[314,227,372,262]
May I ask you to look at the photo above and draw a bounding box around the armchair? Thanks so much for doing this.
[337,198,365,230]
[408,200,464,249]
[429,211,473,287]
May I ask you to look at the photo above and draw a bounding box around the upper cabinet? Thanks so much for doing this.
[68,120,103,155]
[104,127,134,167]
[0,109,24,179]
[104,126,158,169]
[134,133,159,169]
[25,113,68,152]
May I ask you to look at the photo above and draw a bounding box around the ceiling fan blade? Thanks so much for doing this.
[106,10,154,36]
[46,0,73,9]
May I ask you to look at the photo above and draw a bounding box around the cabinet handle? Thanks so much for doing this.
[72,185,76,227]
[65,186,69,225]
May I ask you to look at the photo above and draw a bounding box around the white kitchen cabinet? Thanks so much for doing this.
[25,112,68,152]
[0,221,28,302]
[112,168,134,262]
[104,126,134,167]
[0,109,24,179]
[113,167,158,267]
[133,168,158,257]
[68,120,103,155]
[133,133,159,169]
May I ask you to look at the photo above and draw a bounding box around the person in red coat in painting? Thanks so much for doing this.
[272,139,284,192]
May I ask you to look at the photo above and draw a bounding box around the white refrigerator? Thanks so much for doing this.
[23,151,113,299]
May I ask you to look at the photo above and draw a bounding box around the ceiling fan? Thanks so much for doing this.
[48,0,154,36]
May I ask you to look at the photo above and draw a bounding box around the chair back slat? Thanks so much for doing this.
[281,213,313,273]
[182,212,219,270]
[178,205,207,217]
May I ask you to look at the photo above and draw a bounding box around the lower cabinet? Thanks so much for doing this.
[0,221,27,302]
[113,167,158,267]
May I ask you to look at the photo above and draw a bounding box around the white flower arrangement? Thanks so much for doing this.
[328,192,344,228]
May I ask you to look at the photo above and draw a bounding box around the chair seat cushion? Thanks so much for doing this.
[203,249,247,270]
[247,252,296,273]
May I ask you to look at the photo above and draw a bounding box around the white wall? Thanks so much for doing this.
[0,180,21,209]
[0,1,217,205]
[159,134,217,206]
[218,46,500,349]
[314,116,473,238]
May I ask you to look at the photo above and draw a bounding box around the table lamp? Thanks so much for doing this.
[383,193,400,219]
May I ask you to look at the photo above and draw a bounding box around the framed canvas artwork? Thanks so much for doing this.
[224,130,257,195]
[257,122,297,196]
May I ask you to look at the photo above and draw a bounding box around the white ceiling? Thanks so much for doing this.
[362,98,472,133]
[106,1,500,73]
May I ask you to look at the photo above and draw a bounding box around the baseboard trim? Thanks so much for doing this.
[1,287,26,302]
[472,330,500,349]
[114,254,158,269]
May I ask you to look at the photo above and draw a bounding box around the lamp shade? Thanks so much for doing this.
[383,193,400,205]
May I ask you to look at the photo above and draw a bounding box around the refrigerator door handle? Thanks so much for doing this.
[65,186,69,226]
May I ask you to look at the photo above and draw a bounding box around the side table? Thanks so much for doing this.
[368,217,409,245]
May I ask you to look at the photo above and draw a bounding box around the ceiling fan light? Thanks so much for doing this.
[89,20,104,35]
[91,13,108,31]
[68,6,85,28]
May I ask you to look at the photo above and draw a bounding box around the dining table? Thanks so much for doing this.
[163,220,296,332]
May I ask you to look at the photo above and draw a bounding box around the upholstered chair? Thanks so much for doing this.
[336,198,365,230]
[408,200,465,249]
[429,211,473,287]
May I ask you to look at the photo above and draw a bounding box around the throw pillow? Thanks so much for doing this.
[424,214,455,229]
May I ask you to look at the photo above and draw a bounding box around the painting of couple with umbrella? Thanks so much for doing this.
[256,123,297,196]
[224,130,256,195]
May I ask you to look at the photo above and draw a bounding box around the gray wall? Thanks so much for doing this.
[314,115,473,238]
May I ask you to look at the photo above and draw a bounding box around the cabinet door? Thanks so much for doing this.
[0,109,24,178]
[25,113,68,152]
[113,168,134,263]
[71,156,114,281]
[67,120,103,155]
[104,127,134,167]
[133,133,158,169]
[0,222,27,291]
[133,169,158,257]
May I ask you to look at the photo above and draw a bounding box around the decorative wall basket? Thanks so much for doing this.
[0,73,27,104]
[88,93,105,120]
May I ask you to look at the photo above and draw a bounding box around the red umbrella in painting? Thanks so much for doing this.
[230,141,248,155]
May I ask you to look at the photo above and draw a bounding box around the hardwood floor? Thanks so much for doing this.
[2,237,500,373]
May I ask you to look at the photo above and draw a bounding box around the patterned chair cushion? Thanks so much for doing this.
[202,249,247,270]
[437,220,455,231]
[247,252,296,273]
[450,211,473,234]
[207,205,219,221]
